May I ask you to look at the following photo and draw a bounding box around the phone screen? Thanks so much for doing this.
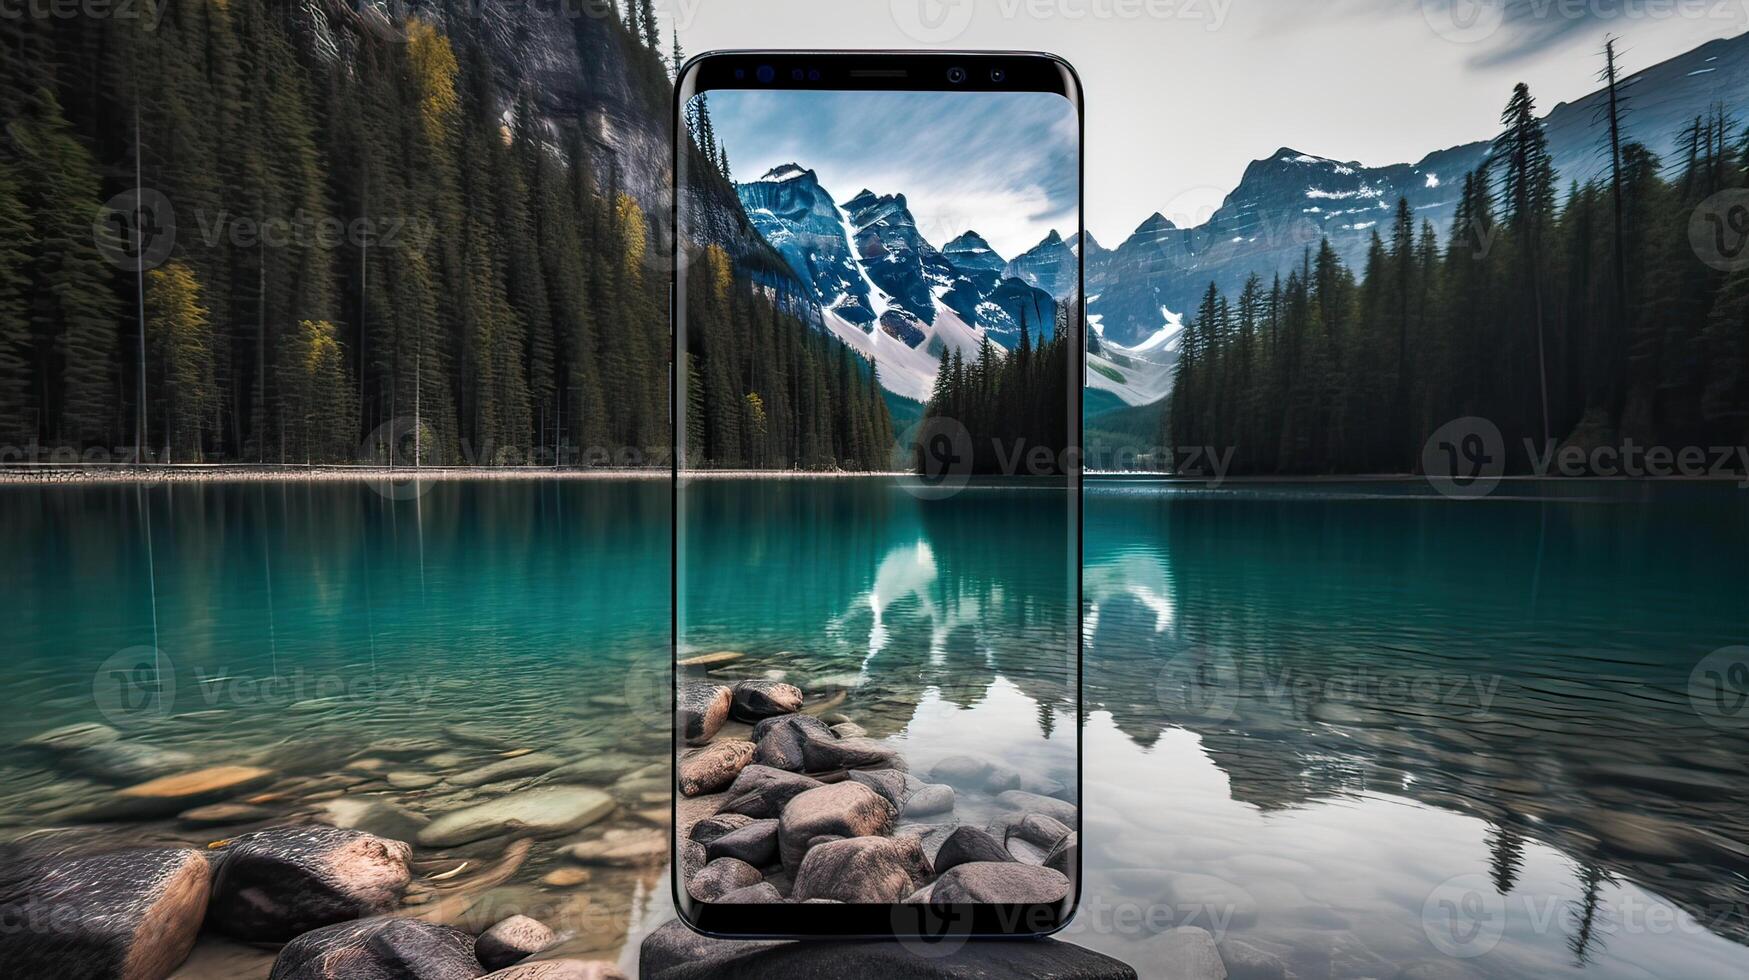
[672,55,1081,936]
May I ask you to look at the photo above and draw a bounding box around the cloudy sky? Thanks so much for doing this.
[672,0,1744,247]
[705,90,1080,260]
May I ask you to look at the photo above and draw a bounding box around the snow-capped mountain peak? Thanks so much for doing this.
[756,162,812,183]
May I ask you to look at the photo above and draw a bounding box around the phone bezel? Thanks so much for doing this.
[669,49,1086,941]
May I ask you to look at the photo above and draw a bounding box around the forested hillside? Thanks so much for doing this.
[0,0,887,468]
[1168,79,1749,476]
[918,306,1072,475]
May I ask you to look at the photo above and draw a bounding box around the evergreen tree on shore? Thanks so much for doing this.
[1166,83,1749,476]
[0,3,881,469]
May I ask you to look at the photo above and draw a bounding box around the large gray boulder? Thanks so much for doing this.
[800,736,903,773]
[687,813,757,846]
[639,919,1137,979]
[267,916,480,980]
[704,819,779,868]
[776,782,897,872]
[209,826,412,942]
[790,836,931,904]
[928,862,1071,905]
[717,766,822,820]
[0,847,209,980]
[932,827,1013,874]
[751,714,835,772]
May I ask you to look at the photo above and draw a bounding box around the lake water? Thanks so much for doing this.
[1,477,1745,978]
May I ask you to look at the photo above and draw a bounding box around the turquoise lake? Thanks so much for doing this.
[1,477,1746,978]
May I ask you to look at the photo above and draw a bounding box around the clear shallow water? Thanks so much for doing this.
[0,477,1745,978]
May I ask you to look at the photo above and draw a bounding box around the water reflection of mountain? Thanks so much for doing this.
[1083,484,1749,947]
[682,481,1076,739]
[817,486,1077,737]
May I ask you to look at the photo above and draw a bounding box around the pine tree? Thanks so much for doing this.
[144,260,216,461]
[0,159,32,445]
[15,87,120,448]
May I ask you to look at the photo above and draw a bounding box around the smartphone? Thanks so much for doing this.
[671,51,1083,940]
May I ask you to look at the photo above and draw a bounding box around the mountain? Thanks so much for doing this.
[1086,32,1749,349]
[735,169,1097,403]
[737,165,878,328]
[1005,229,1080,301]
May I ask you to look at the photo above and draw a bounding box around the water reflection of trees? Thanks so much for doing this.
[1081,488,1749,947]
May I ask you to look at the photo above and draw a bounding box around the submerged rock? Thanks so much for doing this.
[317,798,431,842]
[995,790,1078,826]
[928,754,1024,792]
[22,721,120,752]
[65,741,198,784]
[476,915,558,971]
[209,826,413,942]
[266,916,478,980]
[179,802,274,827]
[638,919,1137,979]
[451,753,564,788]
[777,782,897,872]
[1004,812,1072,863]
[730,680,804,721]
[678,740,756,797]
[928,862,1071,905]
[679,685,733,745]
[417,786,614,847]
[558,828,667,867]
[0,847,209,980]
[1140,927,1227,980]
[115,765,276,814]
[790,836,931,904]
[903,783,955,818]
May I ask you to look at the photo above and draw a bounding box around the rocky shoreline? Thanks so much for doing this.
[673,666,1081,910]
[0,650,1141,980]
[0,708,675,979]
